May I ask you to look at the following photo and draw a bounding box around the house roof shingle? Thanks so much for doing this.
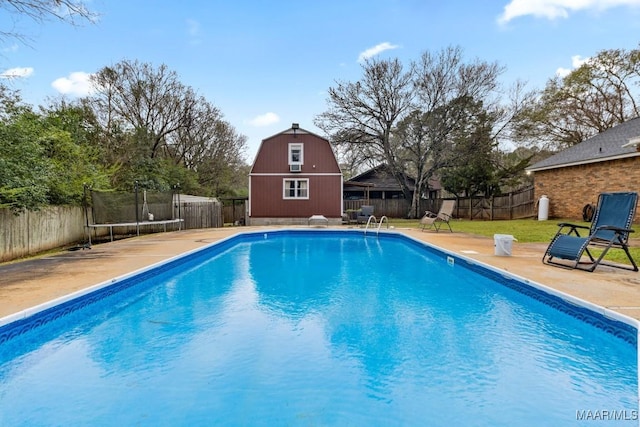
[526,117,640,172]
[344,164,417,192]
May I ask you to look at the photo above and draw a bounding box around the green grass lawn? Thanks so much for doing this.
[389,217,640,265]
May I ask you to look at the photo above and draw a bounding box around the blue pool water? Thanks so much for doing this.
[0,230,638,426]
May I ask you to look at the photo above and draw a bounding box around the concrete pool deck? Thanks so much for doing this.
[1,226,640,322]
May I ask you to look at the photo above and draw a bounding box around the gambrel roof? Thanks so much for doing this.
[526,117,640,172]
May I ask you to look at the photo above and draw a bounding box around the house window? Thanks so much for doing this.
[283,179,309,199]
[289,143,303,165]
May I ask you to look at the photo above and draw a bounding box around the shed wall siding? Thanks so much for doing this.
[251,175,342,218]
[252,133,340,174]
[534,157,640,221]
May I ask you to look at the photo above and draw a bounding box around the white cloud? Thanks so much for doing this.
[556,54,590,77]
[51,71,96,97]
[187,19,200,36]
[186,19,202,45]
[2,44,19,53]
[358,42,400,63]
[498,0,640,24]
[0,67,34,79]
[247,112,280,127]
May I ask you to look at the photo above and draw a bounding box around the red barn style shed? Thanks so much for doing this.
[248,124,343,225]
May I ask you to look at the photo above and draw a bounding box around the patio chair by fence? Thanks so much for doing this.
[542,191,638,272]
[356,205,374,224]
[421,200,455,232]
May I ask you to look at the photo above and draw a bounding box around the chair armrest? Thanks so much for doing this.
[423,210,437,218]
[557,222,589,229]
[595,225,635,233]
[556,222,589,237]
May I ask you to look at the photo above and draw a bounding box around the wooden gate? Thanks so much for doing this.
[221,198,248,225]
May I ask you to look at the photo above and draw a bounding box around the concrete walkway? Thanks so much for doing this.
[1,226,640,322]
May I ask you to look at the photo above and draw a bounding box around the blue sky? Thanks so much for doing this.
[2,0,640,161]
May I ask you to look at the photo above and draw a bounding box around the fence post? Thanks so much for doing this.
[509,192,513,220]
[489,194,495,221]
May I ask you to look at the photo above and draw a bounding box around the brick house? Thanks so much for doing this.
[248,123,343,225]
[526,117,640,221]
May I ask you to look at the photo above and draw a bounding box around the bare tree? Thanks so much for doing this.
[394,104,462,217]
[168,97,224,168]
[515,46,640,149]
[415,46,504,113]
[316,47,514,217]
[168,98,248,195]
[87,59,248,194]
[314,58,415,196]
[0,0,97,45]
[405,47,505,216]
[90,60,198,159]
[194,120,248,196]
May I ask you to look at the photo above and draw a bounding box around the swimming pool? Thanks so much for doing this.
[0,229,638,426]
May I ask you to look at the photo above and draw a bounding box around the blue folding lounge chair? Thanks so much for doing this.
[542,192,639,272]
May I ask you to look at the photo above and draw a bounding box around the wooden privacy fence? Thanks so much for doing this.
[343,187,535,220]
[221,198,248,225]
[176,201,223,229]
[454,187,535,220]
[1,198,224,262]
[344,199,412,218]
[0,206,86,262]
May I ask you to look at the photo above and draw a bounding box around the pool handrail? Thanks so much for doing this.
[376,216,389,235]
[364,215,377,235]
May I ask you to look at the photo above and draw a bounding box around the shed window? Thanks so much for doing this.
[289,143,303,164]
[283,179,308,199]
